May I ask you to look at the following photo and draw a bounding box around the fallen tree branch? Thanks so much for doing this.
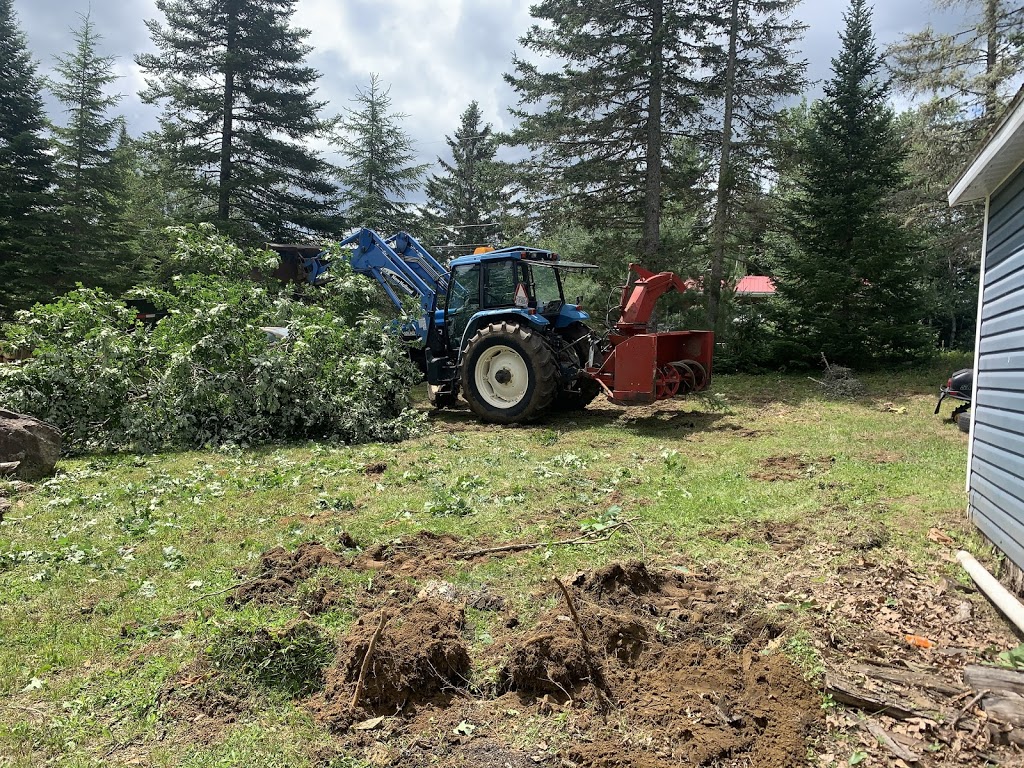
[350,610,389,715]
[455,522,631,560]
[865,722,921,763]
[553,577,615,710]
[182,581,251,609]
[951,689,989,730]
[825,672,938,720]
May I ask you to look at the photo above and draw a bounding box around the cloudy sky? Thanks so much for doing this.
[14,0,964,170]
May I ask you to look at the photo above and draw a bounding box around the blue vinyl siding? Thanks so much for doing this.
[971,164,1024,570]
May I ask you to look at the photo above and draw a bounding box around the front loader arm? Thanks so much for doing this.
[338,228,447,317]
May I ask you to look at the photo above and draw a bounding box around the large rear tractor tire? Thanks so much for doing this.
[460,321,557,424]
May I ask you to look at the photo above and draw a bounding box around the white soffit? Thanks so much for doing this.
[950,89,1024,206]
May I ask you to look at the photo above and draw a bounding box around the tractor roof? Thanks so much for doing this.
[449,246,597,270]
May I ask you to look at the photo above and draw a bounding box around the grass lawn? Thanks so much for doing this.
[0,352,1011,768]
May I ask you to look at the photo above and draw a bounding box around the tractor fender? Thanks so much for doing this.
[554,305,590,329]
[457,310,549,358]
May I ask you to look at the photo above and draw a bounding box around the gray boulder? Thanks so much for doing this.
[0,409,61,480]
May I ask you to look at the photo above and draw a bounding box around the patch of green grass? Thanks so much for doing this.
[0,364,976,764]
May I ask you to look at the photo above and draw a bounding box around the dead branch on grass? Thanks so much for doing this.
[553,577,616,710]
[455,520,634,560]
[350,610,389,715]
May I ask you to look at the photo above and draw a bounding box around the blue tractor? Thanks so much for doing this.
[274,228,713,424]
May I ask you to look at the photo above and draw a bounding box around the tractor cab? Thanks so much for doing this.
[432,248,596,353]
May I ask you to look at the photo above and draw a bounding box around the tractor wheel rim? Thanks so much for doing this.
[475,345,529,408]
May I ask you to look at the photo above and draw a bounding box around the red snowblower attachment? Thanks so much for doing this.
[585,265,714,405]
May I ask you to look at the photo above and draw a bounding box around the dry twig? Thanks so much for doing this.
[455,521,631,560]
[553,577,615,710]
[350,610,389,714]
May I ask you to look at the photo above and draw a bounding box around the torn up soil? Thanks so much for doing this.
[311,599,471,724]
[311,561,819,768]
[750,454,834,482]
[228,541,348,607]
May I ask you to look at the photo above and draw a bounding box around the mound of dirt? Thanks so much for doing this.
[228,541,348,607]
[353,530,466,576]
[493,564,817,768]
[315,599,471,727]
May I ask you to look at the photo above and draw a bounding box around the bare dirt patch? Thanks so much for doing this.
[227,541,347,607]
[310,561,819,768]
[750,454,833,482]
[312,599,471,726]
[706,519,808,552]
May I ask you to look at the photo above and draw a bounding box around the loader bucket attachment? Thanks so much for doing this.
[587,330,714,405]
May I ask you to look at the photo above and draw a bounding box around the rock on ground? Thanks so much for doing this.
[0,409,61,481]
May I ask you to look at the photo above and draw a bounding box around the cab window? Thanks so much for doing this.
[483,261,520,308]
[527,264,563,313]
[445,264,481,344]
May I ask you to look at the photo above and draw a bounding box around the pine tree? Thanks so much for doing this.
[0,0,56,314]
[887,1,1024,347]
[505,0,711,263]
[703,0,807,331]
[333,75,427,234]
[137,0,339,241]
[48,12,129,295]
[422,101,502,256]
[774,0,932,367]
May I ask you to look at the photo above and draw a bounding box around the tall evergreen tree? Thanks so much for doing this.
[137,0,339,240]
[0,0,55,314]
[774,0,932,367]
[703,0,807,331]
[505,0,711,263]
[422,101,502,256]
[333,75,427,234]
[887,1,1024,347]
[49,12,129,295]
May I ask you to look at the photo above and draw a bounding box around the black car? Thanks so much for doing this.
[935,367,973,433]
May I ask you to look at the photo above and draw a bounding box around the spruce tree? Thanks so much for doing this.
[0,0,55,314]
[774,0,932,367]
[333,75,427,234]
[505,0,710,263]
[422,101,502,256]
[49,12,129,295]
[888,1,1024,347]
[137,0,339,240]
[703,0,807,331]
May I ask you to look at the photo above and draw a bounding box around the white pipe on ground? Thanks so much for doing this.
[957,549,1024,635]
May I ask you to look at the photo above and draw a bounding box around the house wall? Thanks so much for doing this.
[971,164,1024,571]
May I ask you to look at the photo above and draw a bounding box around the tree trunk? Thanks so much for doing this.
[985,0,998,119]
[218,2,237,222]
[642,0,664,264]
[707,0,740,331]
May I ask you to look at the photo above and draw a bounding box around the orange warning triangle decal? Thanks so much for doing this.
[514,283,529,307]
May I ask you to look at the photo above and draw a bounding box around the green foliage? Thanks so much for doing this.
[334,74,427,233]
[48,11,129,296]
[504,0,710,260]
[885,0,1024,350]
[422,101,504,256]
[206,619,335,696]
[0,226,422,453]
[137,0,340,240]
[0,0,57,315]
[771,0,934,368]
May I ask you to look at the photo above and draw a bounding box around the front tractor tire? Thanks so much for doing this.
[460,321,558,424]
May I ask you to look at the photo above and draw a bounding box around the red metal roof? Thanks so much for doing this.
[734,275,776,296]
